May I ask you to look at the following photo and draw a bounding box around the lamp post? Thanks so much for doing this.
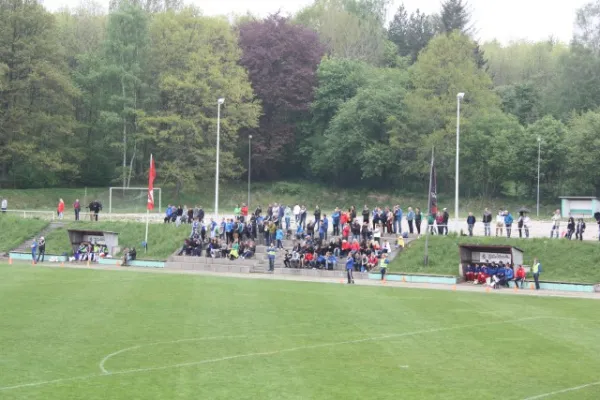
[537,136,541,217]
[455,92,465,232]
[248,134,252,209]
[215,98,224,218]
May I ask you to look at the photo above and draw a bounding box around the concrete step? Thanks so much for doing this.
[10,221,67,254]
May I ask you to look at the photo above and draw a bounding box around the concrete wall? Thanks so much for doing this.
[369,273,458,285]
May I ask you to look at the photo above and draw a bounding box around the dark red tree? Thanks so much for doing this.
[238,15,325,179]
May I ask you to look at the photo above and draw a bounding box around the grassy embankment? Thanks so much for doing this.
[0,215,48,254]
[0,181,561,217]
[390,234,600,284]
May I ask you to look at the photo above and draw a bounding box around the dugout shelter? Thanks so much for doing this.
[67,229,120,256]
[458,244,524,277]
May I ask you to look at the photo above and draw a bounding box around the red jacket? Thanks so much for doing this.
[57,201,65,213]
[241,206,248,216]
[516,267,526,279]
[342,225,350,237]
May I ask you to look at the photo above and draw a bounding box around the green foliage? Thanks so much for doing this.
[566,110,600,195]
[391,235,600,284]
[0,215,48,253]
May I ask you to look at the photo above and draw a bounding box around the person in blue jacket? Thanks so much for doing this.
[326,253,337,270]
[346,256,355,284]
[332,209,341,236]
[504,211,514,238]
[275,227,284,249]
[501,265,514,287]
[296,224,304,240]
[321,215,329,241]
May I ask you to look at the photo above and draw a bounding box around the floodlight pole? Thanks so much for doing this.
[215,98,224,219]
[455,92,464,232]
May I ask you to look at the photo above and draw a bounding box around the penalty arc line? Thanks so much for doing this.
[522,381,600,400]
[0,316,547,392]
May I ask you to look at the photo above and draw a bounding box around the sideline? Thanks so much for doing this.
[522,380,600,400]
[1,316,546,392]
[5,261,600,300]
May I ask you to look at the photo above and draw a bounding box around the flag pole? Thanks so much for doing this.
[424,147,434,266]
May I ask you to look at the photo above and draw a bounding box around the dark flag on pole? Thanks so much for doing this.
[429,161,437,215]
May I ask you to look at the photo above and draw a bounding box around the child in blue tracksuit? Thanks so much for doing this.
[346,256,355,284]
[326,253,337,270]
[275,228,284,249]
[31,238,38,263]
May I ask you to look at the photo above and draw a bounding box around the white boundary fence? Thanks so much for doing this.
[108,187,162,215]
[2,209,163,222]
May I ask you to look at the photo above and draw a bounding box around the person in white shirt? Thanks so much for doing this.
[495,210,504,237]
[550,209,561,238]
[293,204,300,224]
[523,215,531,238]
[1,198,7,213]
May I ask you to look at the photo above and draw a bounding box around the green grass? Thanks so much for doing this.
[390,235,600,284]
[42,221,186,260]
[1,265,599,399]
[0,215,48,253]
[0,182,561,218]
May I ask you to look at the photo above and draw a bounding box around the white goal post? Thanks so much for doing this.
[108,187,162,214]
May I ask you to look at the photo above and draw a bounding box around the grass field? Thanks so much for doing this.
[1,265,599,400]
[0,182,561,218]
[0,215,48,253]
[389,235,600,284]
[42,221,186,260]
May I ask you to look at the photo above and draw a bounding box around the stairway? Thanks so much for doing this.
[9,222,66,254]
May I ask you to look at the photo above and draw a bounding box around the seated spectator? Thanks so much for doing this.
[326,252,337,270]
[500,265,514,288]
[514,265,526,288]
[367,254,378,271]
[303,252,315,268]
[229,242,240,260]
[351,239,360,253]
[284,250,292,268]
[341,240,351,256]
[360,253,369,272]
[465,264,476,281]
[316,253,326,269]
[382,240,392,254]
[396,235,405,249]
[291,250,301,268]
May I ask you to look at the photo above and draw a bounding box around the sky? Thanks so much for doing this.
[41,0,590,44]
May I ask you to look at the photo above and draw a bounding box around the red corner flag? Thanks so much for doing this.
[147,155,156,210]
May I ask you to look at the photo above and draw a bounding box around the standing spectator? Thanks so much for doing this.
[89,200,102,221]
[523,214,531,238]
[37,236,46,263]
[362,205,370,224]
[442,208,449,235]
[466,212,476,236]
[407,207,415,234]
[517,212,525,238]
[436,212,444,235]
[566,214,575,240]
[198,206,205,223]
[482,208,492,236]
[241,203,248,222]
[495,210,504,237]
[575,218,586,241]
[300,205,307,228]
[427,212,435,234]
[504,211,513,238]
[332,208,341,236]
[31,238,38,263]
[550,209,561,238]
[234,204,241,219]
[314,206,321,230]
[345,255,355,284]
[275,227,284,249]
[293,204,300,223]
[379,253,389,280]
[322,214,329,241]
[394,206,403,235]
[57,199,65,219]
[532,257,542,290]
[73,199,81,221]
[267,244,276,271]
[415,207,422,236]
[284,205,292,231]
[1,198,6,213]
[187,207,194,224]
[175,205,183,227]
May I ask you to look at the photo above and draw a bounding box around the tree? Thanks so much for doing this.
[439,0,472,34]
[311,68,410,186]
[406,32,500,192]
[388,4,437,63]
[0,0,80,187]
[142,8,260,192]
[496,82,541,125]
[102,1,150,187]
[295,0,390,65]
[238,14,325,179]
[573,0,600,54]
[566,110,600,195]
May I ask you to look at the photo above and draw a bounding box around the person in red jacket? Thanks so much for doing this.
[342,224,350,240]
[57,198,65,220]
[514,265,526,289]
[241,203,248,222]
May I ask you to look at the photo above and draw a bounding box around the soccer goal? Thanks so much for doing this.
[108,187,162,214]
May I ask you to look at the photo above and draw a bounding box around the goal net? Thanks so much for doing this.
[108,187,162,214]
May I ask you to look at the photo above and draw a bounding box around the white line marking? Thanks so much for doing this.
[522,380,600,400]
[0,316,548,392]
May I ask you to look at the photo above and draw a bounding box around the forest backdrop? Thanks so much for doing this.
[2,0,600,199]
